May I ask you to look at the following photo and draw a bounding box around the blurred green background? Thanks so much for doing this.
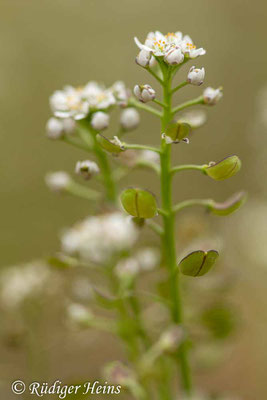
[1,0,267,398]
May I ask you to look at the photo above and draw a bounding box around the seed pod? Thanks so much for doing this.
[96,134,125,154]
[163,121,191,143]
[179,249,219,277]
[121,188,157,219]
[204,156,241,181]
[210,191,247,216]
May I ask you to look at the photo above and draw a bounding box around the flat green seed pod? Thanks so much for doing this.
[211,191,247,216]
[165,121,191,142]
[120,188,157,219]
[96,134,125,154]
[205,155,241,181]
[179,249,219,277]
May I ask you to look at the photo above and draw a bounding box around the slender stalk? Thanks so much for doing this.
[172,96,204,116]
[62,135,92,152]
[153,99,167,108]
[171,81,189,94]
[173,198,213,214]
[67,181,100,201]
[129,99,163,118]
[124,143,161,153]
[147,67,164,85]
[159,65,193,395]
[171,164,206,176]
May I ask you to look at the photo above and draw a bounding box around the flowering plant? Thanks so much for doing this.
[44,30,245,399]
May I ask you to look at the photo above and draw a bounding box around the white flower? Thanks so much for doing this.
[50,86,90,120]
[46,117,76,139]
[187,66,205,86]
[164,46,184,65]
[67,303,93,325]
[136,248,159,271]
[138,150,160,164]
[203,87,223,105]
[82,81,116,110]
[134,84,156,103]
[91,111,110,130]
[112,81,130,107]
[46,117,64,140]
[75,160,99,180]
[120,108,140,131]
[115,258,140,279]
[45,171,71,192]
[61,212,138,264]
[0,262,51,309]
[134,31,205,61]
[178,110,207,128]
[136,49,152,67]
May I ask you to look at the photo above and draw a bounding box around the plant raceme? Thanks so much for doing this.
[45,30,246,400]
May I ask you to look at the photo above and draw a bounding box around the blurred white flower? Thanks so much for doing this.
[75,160,99,180]
[82,81,116,110]
[50,86,90,120]
[187,66,205,86]
[112,81,131,107]
[67,303,93,325]
[178,110,207,129]
[115,257,140,278]
[45,171,71,192]
[120,108,140,131]
[134,31,205,60]
[137,150,160,164]
[203,87,223,105]
[61,212,139,264]
[46,117,76,140]
[134,84,156,103]
[136,248,160,271]
[91,111,110,130]
[0,262,51,309]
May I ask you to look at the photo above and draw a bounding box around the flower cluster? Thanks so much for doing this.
[61,212,138,264]
[135,31,206,67]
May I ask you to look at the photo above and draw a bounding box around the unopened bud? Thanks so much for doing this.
[46,117,64,140]
[187,66,205,86]
[45,171,71,192]
[179,249,219,277]
[120,108,140,131]
[164,46,184,65]
[134,84,156,103]
[159,326,184,352]
[203,87,223,105]
[136,49,152,68]
[91,111,110,130]
[121,188,157,219]
[75,160,99,180]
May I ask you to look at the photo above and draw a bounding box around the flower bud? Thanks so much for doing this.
[136,49,152,68]
[210,191,247,216]
[120,108,140,131]
[203,87,223,105]
[204,156,241,181]
[75,160,99,180]
[134,84,156,103]
[121,188,157,219]
[46,117,64,140]
[67,303,93,326]
[164,46,184,65]
[91,111,110,130]
[187,66,205,86]
[179,249,219,277]
[45,171,71,192]
[159,325,184,352]
[96,134,125,154]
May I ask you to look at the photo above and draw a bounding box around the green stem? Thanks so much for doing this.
[153,99,167,108]
[124,143,161,153]
[160,65,193,395]
[129,98,163,118]
[172,96,204,116]
[147,67,164,85]
[171,81,189,94]
[171,164,206,176]
[67,181,100,201]
[173,198,213,214]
